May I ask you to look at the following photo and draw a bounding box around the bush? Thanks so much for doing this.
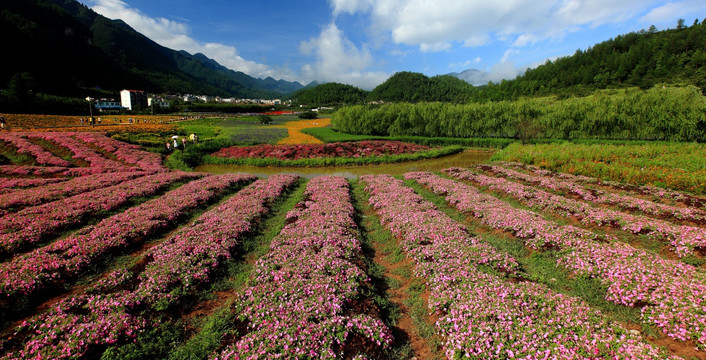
[298,111,317,120]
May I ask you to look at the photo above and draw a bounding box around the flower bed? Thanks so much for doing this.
[212,140,431,160]
[507,162,706,211]
[0,171,202,258]
[446,167,706,257]
[0,173,252,301]
[27,133,128,173]
[481,163,706,223]
[1,174,300,360]
[408,170,706,350]
[0,178,67,194]
[214,176,392,359]
[361,174,671,359]
[72,132,165,172]
[0,133,71,167]
[0,171,146,211]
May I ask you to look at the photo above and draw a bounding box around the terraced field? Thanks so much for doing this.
[1,132,705,359]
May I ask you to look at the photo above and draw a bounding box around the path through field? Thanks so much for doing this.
[274,118,330,145]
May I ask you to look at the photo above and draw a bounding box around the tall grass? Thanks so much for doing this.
[493,142,706,193]
[332,86,706,141]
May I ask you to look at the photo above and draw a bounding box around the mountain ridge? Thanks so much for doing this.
[0,0,303,101]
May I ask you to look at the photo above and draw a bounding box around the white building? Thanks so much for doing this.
[148,97,170,108]
[120,90,148,111]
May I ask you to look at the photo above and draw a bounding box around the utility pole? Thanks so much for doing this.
[85,97,94,126]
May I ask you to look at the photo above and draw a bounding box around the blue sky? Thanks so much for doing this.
[80,0,706,90]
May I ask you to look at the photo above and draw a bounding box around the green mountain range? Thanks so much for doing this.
[296,19,706,106]
[0,0,303,106]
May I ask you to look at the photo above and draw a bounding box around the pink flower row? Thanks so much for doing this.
[447,167,706,257]
[0,133,71,166]
[509,162,706,210]
[73,132,165,172]
[0,172,238,300]
[0,171,146,211]
[134,174,300,307]
[3,174,304,360]
[409,170,706,351]
[214,176,393,359]
[0,178,67,194]
[361,174,671,359]
[484,163,705,223]
[0,171,201,258]
[0,165,68,176]
[27,133,130,173]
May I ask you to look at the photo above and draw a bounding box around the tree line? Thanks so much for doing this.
[331,86,706,142]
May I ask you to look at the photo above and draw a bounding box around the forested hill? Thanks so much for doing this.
[289,83,367,106]
[0,0,302,110]
[367,72,476,103]
[298,20,706,106]
[479,19,706,100]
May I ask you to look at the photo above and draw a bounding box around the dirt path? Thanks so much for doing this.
[271,118,330,145]
[373,245,436,359]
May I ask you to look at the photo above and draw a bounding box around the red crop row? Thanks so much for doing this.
[0,132,167,177]
[212,140,431,160]
[0,171,146,211]
[0,178,67,194]
[73,132,164,173]
[511,162,706,209]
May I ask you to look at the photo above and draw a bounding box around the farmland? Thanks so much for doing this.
[1,130,706,359]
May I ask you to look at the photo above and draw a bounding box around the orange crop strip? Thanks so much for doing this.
[275,118,330,145]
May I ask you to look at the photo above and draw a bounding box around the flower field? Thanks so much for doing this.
[0,113,185,130]
[211,140,431,161]
[3,132,706,359]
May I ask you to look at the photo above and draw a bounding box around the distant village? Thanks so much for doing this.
[93,89,289,112]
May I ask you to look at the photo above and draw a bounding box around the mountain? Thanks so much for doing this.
[0,0,302,105]
[368,72,476,103]
[289,82,367,106]
[476,20,706,101]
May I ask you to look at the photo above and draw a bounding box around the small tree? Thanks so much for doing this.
[258,115,273,124]
[298,111,317,119]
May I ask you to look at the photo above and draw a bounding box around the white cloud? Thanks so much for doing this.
[87,0,296,81]
[419,42,452,53]
[329,0,665,52]
[640,1,706,25]
[501,49,520,63]
[449,57,482,69]
[299,23,389,89]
